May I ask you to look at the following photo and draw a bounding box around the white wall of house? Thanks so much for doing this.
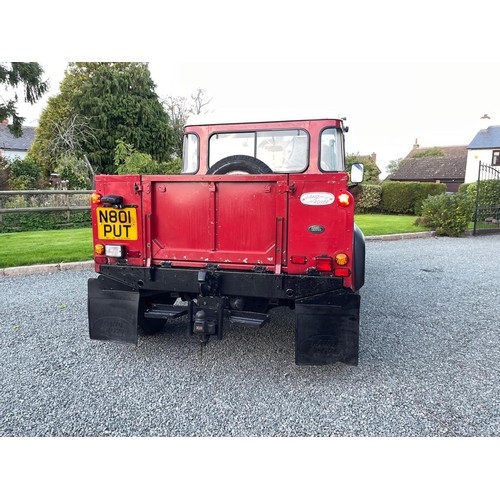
[2,150,28,161]
[465,149,495,183]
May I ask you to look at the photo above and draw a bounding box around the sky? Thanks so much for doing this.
[8,0,500,179]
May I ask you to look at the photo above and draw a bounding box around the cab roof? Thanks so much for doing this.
[185,111,345,127]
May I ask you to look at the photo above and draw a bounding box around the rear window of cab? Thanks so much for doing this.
[208,129,309,173]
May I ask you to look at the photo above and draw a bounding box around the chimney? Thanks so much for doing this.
[413,138,419,150]
[1,119,8,126]
[370,152,377,164]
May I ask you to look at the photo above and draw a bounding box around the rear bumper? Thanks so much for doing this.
[96,264,345,300]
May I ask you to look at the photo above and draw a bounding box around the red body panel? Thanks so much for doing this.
[91,119,356,290]
[92,175,144,271]
[149,175,287,269]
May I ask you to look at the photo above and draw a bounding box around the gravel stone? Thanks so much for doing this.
[0,235,499,436]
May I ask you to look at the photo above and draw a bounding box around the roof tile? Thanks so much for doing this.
[0,125,36,151]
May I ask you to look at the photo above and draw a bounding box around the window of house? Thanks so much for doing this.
[492,150,500,167]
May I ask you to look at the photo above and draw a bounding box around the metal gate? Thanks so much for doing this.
[473,162,500,235]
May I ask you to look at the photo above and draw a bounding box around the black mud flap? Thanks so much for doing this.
[88,278,140,345]
[295,291,360,366]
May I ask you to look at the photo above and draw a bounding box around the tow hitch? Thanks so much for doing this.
[190,296,270,344]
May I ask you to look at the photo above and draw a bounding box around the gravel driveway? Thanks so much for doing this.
[1,235,499,436]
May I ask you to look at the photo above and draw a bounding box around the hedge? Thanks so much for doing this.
[354,184,382,213]
[0,210,91,233]
[380,181,446,215]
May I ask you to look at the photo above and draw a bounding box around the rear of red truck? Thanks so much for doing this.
[88,117,365,365]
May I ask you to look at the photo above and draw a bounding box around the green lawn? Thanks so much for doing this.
[0,214,429,268]
[0,228,93,268]
[355,214,427,236]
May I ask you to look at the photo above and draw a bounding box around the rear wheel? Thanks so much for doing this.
[206,155,273,175]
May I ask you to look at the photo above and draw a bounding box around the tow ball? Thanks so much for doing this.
[190,270,225,344]
[191,296,225,344]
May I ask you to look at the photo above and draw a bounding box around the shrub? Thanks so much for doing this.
[420,192,474,236]
[0,155,10,190]
[380,181,446,215]
[465,179,500,219]
[354,184,382,213]
[8,158,41,190]
[114,139,181,175]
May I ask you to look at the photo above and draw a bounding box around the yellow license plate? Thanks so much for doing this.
[96,207,138,240]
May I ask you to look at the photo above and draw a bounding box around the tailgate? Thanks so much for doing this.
[148,175,288,269]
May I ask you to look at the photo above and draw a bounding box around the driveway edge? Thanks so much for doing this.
[365,231,436,241]
[0,261,94,277]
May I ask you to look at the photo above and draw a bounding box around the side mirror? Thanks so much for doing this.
[350,163,364,184]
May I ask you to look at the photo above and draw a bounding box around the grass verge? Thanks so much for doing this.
[354,214,427,236]
[0,228,93,268]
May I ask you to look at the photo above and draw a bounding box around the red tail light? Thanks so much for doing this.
[334,268,350,277]
[290,255,307,264]
[315,256,333,272]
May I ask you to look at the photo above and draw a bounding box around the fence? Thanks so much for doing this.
[0,190,92,231]
[473,163,500,235]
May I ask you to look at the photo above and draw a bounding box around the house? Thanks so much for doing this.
[0,119,36,161]
[390,140,467,192]
[465,125,500,183]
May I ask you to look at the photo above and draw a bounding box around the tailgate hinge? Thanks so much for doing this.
[278,182,296,194]
[134,182,143,193]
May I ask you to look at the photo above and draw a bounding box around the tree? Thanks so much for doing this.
[386,157,403,177]
[191,88,212,115]
[163,88,212,158]
[0,63,48,136]
[30,62,175,175]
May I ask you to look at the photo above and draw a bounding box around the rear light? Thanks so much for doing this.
[105,245,124,258]
[337,193,350,207]
[290,255,307,265]
[334,268,350,277]
[127,250,141,258]
[335,253,349,266]
[94,256,107,264]
[94,244,105,255]
[91,192,102,204]
[315,256,333,272]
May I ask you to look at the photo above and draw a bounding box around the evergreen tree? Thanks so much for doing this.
[0,62,48,136]
[30,62,175,175]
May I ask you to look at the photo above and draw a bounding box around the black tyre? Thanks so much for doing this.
[206,155,273,175]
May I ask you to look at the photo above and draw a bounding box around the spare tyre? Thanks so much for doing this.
[206,155,273,175]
